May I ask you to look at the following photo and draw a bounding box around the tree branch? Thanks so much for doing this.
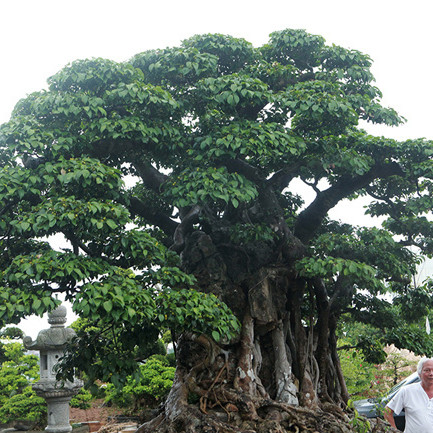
[90,139,168,193]
[294,162,404,243]
[301,176,320,194]
[128,196,178,238]
[336,344,357,351]
[128,197,179,237]
[132,159,169,193]
[171,205,201,252]
[267,162,302,191]
[223,158,263,183]
[90,138,179,232]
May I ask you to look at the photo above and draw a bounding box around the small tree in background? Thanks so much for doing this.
[70,388,94,411]
[0,326,24,340]
[384,350,414,386]
[0,339,46,427]
[104,355,175,416]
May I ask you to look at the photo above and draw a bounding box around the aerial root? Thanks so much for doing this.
[199,361,229,414]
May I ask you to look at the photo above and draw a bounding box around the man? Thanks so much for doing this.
[384,358,433,432]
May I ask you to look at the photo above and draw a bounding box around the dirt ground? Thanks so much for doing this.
[69,399,125,424]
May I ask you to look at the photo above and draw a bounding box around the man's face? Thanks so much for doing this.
[420,360,433,386]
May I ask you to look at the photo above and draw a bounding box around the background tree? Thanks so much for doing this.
[104,354,175,417]
[0,340,46,427]
[1,29,433,432]
[0,326,24,340]
[0,326,24,364]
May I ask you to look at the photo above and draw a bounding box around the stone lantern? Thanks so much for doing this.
[23,305,83,433]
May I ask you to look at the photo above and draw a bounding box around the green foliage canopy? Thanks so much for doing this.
[1,29,433,388]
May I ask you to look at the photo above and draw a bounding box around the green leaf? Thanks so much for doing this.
[106,219,117,229]
[20,222,30,231]
[103,301,113,313]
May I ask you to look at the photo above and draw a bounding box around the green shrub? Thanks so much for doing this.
[339,343,414,400]
[0,340,45,426]
[70,388,94,410]
[339,347,376,398]
[105,355,175,411]
[0,386,46,427]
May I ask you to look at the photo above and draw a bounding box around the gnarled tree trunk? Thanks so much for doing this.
[137,230,359,433]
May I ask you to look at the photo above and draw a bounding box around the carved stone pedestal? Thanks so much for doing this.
[45,394,76,433]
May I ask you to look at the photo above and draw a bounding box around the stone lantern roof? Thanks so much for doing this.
[23,305,76,350]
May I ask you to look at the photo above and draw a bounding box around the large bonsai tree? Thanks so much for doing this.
[1,29,433,432]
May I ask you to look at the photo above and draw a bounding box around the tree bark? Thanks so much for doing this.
[136,201,361,432]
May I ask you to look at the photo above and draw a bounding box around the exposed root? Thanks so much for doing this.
[136,397,382,433]
[99,423,140,433]
[200,361,229,414]
[138,317,379,433]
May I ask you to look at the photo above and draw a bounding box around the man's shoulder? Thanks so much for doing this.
[403,382,422,392]
[395,381,422,398]
[386,381,421,411]
[389,381,420,401]
[398,382,422,394]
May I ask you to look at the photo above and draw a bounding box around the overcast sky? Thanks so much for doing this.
[1,0,433,336]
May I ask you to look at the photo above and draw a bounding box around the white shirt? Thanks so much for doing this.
[387,382,433,433]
